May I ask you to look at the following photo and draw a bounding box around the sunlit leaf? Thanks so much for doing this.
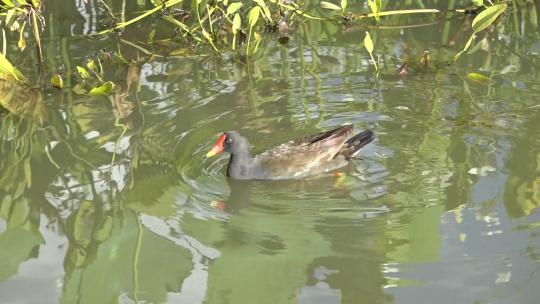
[50,74,64,89]
[254,0,272,22]
[2,0,15,8]
[226,2,243,16]
[341,0,348,14]
[363,31,378,74]
[253,32,261,54]
[232,13,241,50]
[248,6,261,28]
[86,59,96,72]
[364,31,374,53]
[89,81,115,96]
[368,0,382,22]
[232,13,241,33]
[320,1,341,11]
[467,72,490,83]
[77,66,90,79]
[0,53,26,82]
[472,3,507,34]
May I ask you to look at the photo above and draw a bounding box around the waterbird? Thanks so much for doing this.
[206,125,375,180]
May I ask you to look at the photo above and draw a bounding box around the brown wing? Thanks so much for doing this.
[254,125,353,178]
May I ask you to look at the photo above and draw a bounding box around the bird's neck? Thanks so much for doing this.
[226,149,254,179]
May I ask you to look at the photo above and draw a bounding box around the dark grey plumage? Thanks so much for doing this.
[210,125,374,180]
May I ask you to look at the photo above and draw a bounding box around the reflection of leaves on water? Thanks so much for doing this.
[0,79,47,124]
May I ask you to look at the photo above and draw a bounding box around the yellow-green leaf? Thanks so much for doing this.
[453,34,476,61]
[467,72,490,83]
[364,31,378,74]
[86,59,96,72]
[232,13,241,50]
[364,31,374,53]
[76,66,90,79]
[50,74,64,89]
[248,6,261,28]
[320,1,341,11]
[341,0,348,13]
[368,0,381,21]
[232,13,241,33]
[89,81,115,96]
[31,0,41,8]
[18,23,26,51]
[472,3,507,34]
[254,0,272,21]
[253,32,262,54]
[226,2,243,15]
[0,52,26,82]
[2,0,15,8]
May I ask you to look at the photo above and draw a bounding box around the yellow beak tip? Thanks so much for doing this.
[206,151,216,157]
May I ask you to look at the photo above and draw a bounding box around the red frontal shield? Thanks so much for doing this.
[206,133,226,157]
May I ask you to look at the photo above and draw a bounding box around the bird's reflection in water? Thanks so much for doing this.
[215,167,377,216]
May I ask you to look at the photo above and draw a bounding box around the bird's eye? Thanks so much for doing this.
[226,138,233,144]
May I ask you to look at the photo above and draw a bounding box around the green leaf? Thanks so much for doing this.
[472,3,507,34]
[472,0,483,7]
[453,34,476,61]
[341,0,348,14]
[2,0,15,7]
[320,1,341,11]
[162,16,192,35]
[86,59,96,72]
[248,6,261,28]
[77,66,90,79]
[368,0,381,22]
[226,2,243,15]
[232,13,241,33]
[0,52,26,82]
[363,31,374,53]
[232,14,241,50]
[253,0,272,22]
[89,81,115,96]
[18,22,26,51]
[147,28,156,43]
[201,29,219,52]
[50,74,64,89]
[467,72,490,83]
[364,31,378,74]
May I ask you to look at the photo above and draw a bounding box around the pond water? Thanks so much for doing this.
[0,1,539,304]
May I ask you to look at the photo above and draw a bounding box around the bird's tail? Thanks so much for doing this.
[338,130,375,159]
